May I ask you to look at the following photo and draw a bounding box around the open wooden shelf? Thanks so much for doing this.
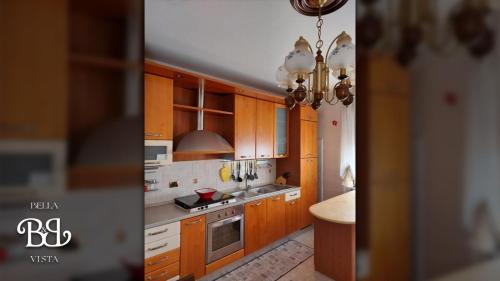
[173,104,234,116]
[70,53,141,70]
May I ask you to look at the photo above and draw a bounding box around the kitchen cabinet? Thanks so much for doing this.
[285,199,300,235]
[244,199,268,255]
[300,157,318,228]
[274,104,289,158]
[266,194,286,243]
[180,215,206,279]
[300,105,318,122]
[234,95,256,160]
[300,120,318,158]
[144,73,173,140]
[256,100,274,159]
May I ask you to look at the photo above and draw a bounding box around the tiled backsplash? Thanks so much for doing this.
[145,159,276,206]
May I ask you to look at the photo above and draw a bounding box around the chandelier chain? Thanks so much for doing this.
[316,7,324,50]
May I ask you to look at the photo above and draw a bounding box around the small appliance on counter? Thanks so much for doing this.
[174,191,236,213]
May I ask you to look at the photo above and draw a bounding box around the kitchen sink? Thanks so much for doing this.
[230,184,296,199]
[231,190,259,199]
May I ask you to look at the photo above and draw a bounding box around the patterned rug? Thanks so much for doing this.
[215,240,314,281]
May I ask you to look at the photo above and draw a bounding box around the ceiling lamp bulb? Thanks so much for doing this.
[285,36,315,76]
[327,31,355,79]
[275,65,295,89]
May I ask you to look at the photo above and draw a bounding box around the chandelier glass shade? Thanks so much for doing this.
[276,5,355,110]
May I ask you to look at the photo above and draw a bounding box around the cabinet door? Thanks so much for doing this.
[144,73,173,140]
[234,95,256,160]
[274,104,289,158]
[244,199,267,255]
[285,199,300,235]
[300,106,318,122]
[180,215,206,279]
[266,194,286,243]
[300,120,318,158]
[256,100,274,159]
[299,158,318,228]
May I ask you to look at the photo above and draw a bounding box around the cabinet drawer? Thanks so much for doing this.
[145,235,180,259]
[145,261,179,281]
[285,190,301,201]
[145,222,180,244]
[145,248,180,274]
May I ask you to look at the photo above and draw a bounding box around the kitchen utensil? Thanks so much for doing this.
[247,161,254,181]
[230,161,236,181]
[195,188,217,201]
[237,162,243,182]
[253,160,258,179]
[219,163,231,182]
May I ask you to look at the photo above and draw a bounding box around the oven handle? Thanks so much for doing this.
[210,215,243,228]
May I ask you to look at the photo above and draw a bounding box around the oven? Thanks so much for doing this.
[206,205,244,264]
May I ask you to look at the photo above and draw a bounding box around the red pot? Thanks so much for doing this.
[195,188,217,201]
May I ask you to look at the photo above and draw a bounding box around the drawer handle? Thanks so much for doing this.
[146,256,168,266]
[148,228,168,236]
[289,193,298,197]
[145,132,162,137]
[186,219,202,225]
[240,155,247,159]
[147,243,168,251]
[272,197,280,201]
[252,202,262,207]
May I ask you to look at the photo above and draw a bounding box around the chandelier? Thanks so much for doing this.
[276,1,355,110]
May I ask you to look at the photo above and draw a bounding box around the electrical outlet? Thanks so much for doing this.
[169,181,179,188]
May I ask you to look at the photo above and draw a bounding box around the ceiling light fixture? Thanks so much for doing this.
[276,0,355,110]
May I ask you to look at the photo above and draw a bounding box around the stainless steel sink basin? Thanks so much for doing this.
[230,184,295,199]
[231,190,259,199]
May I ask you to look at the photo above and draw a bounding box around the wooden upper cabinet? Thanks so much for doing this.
[285,199,300,235]
[180,215,206,279]
[299,157,318,228]
[234,95,256,160]
[256,100,274,159]
[300,120,318,158]
[266,194,286,243]
[144,73,173,140]
[300,105,318,122]
[274,104,289,158]
[244,199,267,255]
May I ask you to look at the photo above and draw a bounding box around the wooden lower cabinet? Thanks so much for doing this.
[266,194,286,243]
[180,215,206,279]
[244,199,268,255]
[285,199,300,235]
[300,157,318,228]
[145,262,180,281]
[145,248,180,274]
[206,249,245,275]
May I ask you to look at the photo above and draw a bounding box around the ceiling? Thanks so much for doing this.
[145,0,355,95]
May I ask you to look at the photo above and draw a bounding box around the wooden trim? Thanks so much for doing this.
[205,249,245,275]
[173,104,234,116]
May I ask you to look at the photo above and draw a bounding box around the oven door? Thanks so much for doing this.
[206,215,244,264]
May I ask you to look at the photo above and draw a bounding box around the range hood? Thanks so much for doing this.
[175,79,234,153]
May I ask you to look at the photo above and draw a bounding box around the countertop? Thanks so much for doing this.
[145,184,300,229]
[309,190,355,224]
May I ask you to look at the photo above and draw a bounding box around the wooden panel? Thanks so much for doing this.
[314,218,355,281]
[144,73,173,140]
[145,261,180,281]
[299,158,318,228]
[256,100,275,159]
[300,105,318,122]
[180,215,206,279]
[205,249,245,274]
[0,0,67,139]
[244,199,268,255]
[276,106,301,187]
[266,194,286,243]
[145,248,180,274]
[300,120,318,158]
[273,103,289,158]
[69,165,142,189]
[234,95,256,160]
[285,199,300,235]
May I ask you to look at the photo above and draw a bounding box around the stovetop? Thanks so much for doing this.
[174,192,236,212]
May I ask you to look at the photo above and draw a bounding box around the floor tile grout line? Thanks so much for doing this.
[275,253,315,281]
